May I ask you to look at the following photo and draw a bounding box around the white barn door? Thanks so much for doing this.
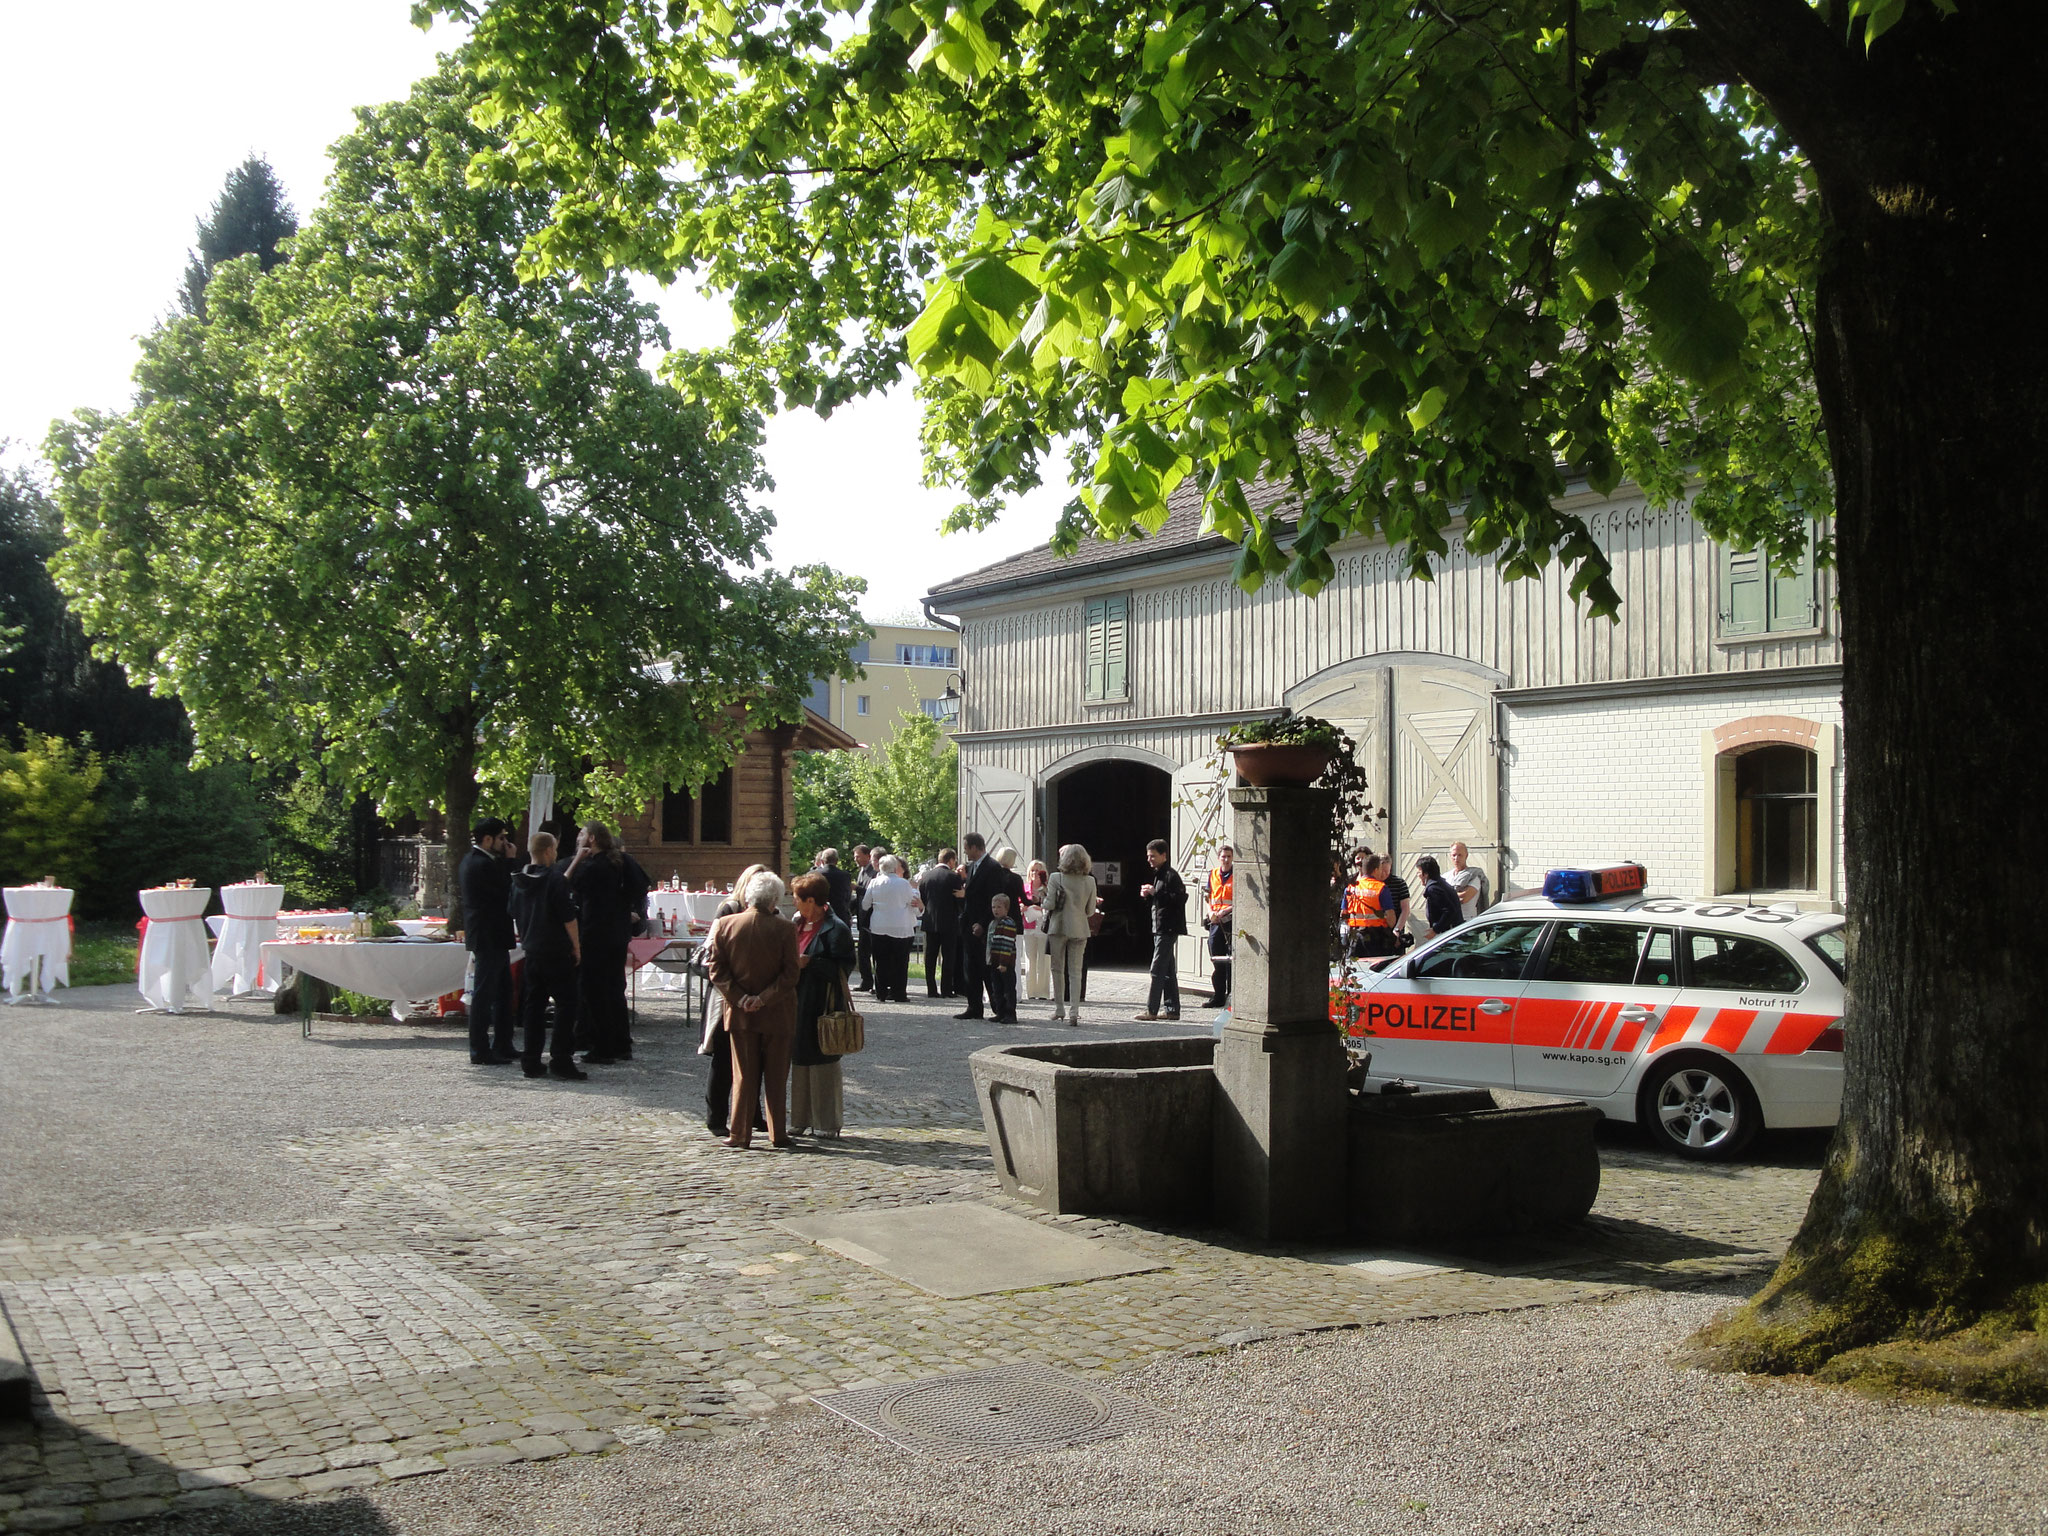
[963,765,1034,860]
[1389,668,1500,905]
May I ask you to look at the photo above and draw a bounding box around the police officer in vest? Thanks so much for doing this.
[1343,848,1398,961]
[1202,845,1234,1007]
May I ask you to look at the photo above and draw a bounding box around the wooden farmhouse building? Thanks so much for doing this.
[924,477,1841,981]
[608,706,861,888]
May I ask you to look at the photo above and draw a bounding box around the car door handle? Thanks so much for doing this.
[1617,1005,1656,1023]
[1476,999,1513,1015]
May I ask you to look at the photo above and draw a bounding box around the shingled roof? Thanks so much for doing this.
[923,467,1304,607]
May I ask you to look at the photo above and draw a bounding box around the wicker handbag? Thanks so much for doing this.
[816,967,866,1055]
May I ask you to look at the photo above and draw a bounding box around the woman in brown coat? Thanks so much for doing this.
[704,871,800,1149]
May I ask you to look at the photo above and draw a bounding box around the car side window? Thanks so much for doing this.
[1685,932,1806,993]
[1411,921,1547,983]
[1635,928,1679,987]
[1539,921,1653,985]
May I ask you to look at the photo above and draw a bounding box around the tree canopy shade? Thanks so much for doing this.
[178,156,299,318]
[433,0,2048,1396]
[49,64,867,874]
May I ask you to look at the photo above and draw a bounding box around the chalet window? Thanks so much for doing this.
[698,767,734,845]
[895,643,958,668]
[660,784,695,843]
[1083,594,1129,701]
[1735,745,1818,892]
[1719,524,1818,637]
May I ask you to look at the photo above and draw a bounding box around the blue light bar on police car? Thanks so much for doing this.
[1542,864,1647,902]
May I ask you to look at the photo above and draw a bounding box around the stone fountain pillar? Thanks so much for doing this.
[1210,785,1350,1241]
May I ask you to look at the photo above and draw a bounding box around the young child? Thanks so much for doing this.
[985,893,1020,1022]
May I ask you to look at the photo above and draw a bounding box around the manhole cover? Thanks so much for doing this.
[812,1364,1164,1457]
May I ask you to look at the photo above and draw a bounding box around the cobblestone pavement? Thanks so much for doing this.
[0,981,1828,1531]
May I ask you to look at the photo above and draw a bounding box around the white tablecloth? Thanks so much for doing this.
[3,886,73,1001]
[139,887,214,1012]
[261,939,472,1019]
[211,884,284,996]
[395,919,449,938]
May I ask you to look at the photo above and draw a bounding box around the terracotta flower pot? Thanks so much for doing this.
[1228,741,1333,787]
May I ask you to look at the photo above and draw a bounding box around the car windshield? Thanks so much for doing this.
[1805,926,1847,982]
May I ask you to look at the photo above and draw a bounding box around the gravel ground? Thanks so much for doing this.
[0,972,1181,1237]
[106,1290,2048,1536]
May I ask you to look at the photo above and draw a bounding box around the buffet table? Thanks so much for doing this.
[3,885,73,1003]
[260,938,475,1022]
[211,883,284,997]
[138,886,215,1013]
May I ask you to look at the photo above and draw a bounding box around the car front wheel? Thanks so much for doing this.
[1641,1055,1761,1161]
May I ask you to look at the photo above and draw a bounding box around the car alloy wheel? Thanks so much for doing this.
[1644,1057,1759,1161]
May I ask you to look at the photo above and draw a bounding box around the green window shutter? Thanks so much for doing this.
[1084,598,1107,699]
[1721,548,1765,636]
[1104,594,1128,698]
[1766,522,1817,632]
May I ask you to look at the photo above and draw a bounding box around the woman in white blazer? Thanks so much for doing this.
[1041,843,1099,1025]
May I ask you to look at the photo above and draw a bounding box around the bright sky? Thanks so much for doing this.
[0,0,1064,621]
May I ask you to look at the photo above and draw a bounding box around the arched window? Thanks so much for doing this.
[1735,745,1818,893]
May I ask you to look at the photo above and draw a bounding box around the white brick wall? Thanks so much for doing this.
[1502,685,1844,907]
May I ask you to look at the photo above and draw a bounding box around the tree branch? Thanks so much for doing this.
[1674,0,1876,183]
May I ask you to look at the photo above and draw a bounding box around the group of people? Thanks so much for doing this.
[454,818,651,1078]
[1340,838,1491,958]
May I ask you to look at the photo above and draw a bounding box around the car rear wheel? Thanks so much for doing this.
[1641,1055,1761,1161]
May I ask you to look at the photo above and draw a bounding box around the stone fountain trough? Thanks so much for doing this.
[970,1040,1600,1238]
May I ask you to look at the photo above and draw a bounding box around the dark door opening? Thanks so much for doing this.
[1052,759,1171,966]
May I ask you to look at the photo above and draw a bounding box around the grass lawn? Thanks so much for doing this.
[69,920,140,987]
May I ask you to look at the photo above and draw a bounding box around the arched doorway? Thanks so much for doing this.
[1048,758,1171,966]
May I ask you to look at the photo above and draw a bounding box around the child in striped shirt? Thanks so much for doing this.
[985,894,1020,1022]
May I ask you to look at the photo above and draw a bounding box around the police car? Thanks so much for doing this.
[1331,864,1846,1161]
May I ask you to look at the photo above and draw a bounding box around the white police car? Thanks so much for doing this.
[1331,864,1846,1161]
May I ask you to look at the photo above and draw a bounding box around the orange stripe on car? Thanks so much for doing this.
[1647,1006,1698,1053]
[1702,1009,1756,1052]
[1765,1012,1838,1054]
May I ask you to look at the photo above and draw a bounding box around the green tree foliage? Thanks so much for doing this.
[83,747,270,917]
[851,711,959,861]
[264,773,379,910]
[434,1,2048,1391]
[0,733,104,892]
[790,748,878,870]
[0,453,186,754]
[179,156,299,318]
[48,64,866,876]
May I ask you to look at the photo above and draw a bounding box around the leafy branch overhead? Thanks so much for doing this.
[426,0,1838,615]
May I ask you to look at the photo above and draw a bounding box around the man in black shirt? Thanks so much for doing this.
[508,832,588,1080]
[455,819,518,1065]
[850,844,877,992]
[814,848,854,925]
[918,849,964,997]
[1136,838,1187,1021]
[1376,856,1416,950]
[1417,854,1465,938]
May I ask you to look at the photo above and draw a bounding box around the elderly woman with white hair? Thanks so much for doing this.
[859,854,923,1002]
[704,870,800,1149]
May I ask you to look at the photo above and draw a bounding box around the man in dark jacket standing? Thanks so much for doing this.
[508,832,588,1080]
[918,849,963,997]
[1135,838,1187,1021]
[850,844,877,992]
[456,819,518,1065]
[814,848,855,926]
[953,834,1001,1019]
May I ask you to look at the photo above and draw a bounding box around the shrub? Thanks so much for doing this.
[0,732,103,890]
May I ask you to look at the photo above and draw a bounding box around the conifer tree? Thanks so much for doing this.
[177,155,298,317]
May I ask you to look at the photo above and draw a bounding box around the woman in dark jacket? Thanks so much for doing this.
[789,870,856,1139]
[564,823,637,1063]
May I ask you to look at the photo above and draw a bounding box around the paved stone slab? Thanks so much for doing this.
[782,1202,1166,1299]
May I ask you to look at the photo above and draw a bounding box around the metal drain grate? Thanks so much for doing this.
[811,1363,1165,1457]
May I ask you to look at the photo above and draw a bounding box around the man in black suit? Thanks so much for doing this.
[814,848,854,925]
[850,844,877,992]
[918,849,964,997]
[953,833,1002,1019]
[455,818,518,1065]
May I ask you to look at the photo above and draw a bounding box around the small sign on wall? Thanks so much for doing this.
[1095,861,1122,888]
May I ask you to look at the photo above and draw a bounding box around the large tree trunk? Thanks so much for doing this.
[1691,0,2048,1401]
[443,745,480,928]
